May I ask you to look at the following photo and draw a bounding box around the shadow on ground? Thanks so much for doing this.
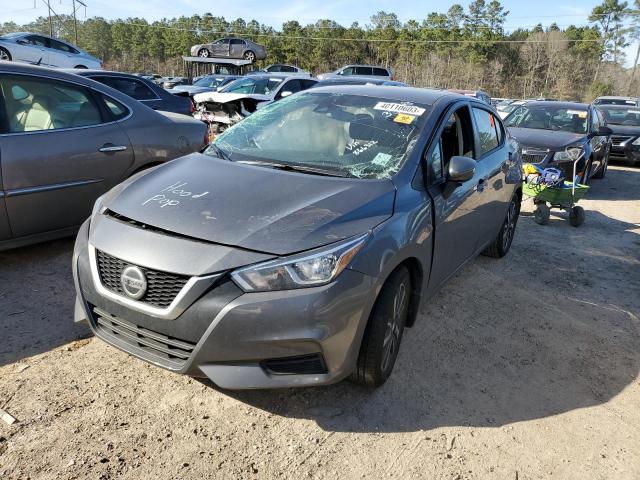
[0,238,90,366]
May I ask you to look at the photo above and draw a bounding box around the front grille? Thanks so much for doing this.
[262,354,328,375]
[93,307,196,368]
[96,250,189,308]
[611,135,633,147]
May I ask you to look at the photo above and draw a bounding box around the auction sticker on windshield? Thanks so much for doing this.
[374,102,426,116]
[394,113,416,124]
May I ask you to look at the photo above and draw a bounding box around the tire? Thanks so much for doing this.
[581,158,592,185]
[569,206,585,227]
[243,50,256,62]
[534,203,550,225]
[0,47,11,61]
[74,65,87,69]
[483,193,520,258]
[593,152,608,179]
[198,48,210,58]
[352,266,411,388]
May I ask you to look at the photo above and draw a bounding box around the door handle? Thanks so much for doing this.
[99,145,127,153]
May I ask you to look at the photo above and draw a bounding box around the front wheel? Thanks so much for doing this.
[581,158,592,185]
[483,194,520,257]
[593,153,608,179]
[569,206,585,227]
[198,48,210,58]
[352,266,411,388]
[243,50,256,62]
[0,47,11,61]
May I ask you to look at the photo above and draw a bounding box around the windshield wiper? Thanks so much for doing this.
[208,143,232,161]
[237,160,350,177]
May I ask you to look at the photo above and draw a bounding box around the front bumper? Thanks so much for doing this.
[73,219,378,389]
[610,145,640,163]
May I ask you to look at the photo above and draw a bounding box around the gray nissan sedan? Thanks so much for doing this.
[73,86,522,389]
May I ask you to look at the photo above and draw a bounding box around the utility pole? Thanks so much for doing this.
[73,0,78,45]
[47,0,53,36]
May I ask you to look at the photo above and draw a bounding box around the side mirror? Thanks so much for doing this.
[448,156,477,183]
[597,125,613,136]
[280,91,293,98]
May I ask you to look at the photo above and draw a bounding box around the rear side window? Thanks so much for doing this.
[0,74,103,133]
[373,67,389,76]
[472,107,500,156]
[281,65,296,72]
[355,66,373,75]
[98,94,129,121]
[230,39,245,45]
[301,79,317,89]
[50,39,78,54]
[92,76,157,101]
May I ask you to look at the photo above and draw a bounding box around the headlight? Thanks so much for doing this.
[91,194,106,218]
[553,147,583,162]
[632,137,640,145]
[231,233,369,292]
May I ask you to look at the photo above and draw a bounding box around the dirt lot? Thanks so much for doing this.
[1,165,639,480]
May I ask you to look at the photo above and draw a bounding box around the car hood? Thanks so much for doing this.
[192,91,271,104]
[508,127,586,150]
[104,153,396,255]
[604,124,640,136]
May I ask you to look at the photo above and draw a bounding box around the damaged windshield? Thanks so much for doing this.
[204,92,427,179]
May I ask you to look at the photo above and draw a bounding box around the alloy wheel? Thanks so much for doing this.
[244,51,256,62]
[198,49,209,58]
[381,282,407,373]
[502,199,517,250]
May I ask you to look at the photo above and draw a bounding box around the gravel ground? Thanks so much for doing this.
[1,165,639,480]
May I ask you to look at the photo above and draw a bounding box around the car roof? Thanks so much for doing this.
[241,73,312,80]
[524,100,589,109]
[596,95,637,100]
[595,104,640,110]
[306,85,466,106]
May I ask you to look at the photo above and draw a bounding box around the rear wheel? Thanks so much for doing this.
[74,64,87,69]
[0,47,11,61]
[483,193,520,258]
[352,266,411,388]
[198,48,210,58]
[243,50,256,62]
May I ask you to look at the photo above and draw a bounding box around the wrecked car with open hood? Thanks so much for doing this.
[192,74,317,140]
[73,86,522,389]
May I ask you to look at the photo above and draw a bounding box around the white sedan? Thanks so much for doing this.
[0,32,102,69]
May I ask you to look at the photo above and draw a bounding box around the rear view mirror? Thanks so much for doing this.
[448,156,476,183]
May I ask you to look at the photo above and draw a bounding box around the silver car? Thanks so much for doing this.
[0,62,207,250]
[190,37,267,63]
[317,64,393,81]
[73,86,522,389]
[0,32,102,69]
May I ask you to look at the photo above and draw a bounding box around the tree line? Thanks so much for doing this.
[1,0,639,101]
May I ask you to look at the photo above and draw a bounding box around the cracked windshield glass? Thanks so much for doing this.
[205,92,427,179]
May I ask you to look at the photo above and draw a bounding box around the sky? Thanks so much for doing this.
[1,0,637,66]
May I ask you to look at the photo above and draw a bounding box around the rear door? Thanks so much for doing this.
[229,39,246,58]
[48,38,80,68]
[211,39,230,57]
[425,103,487,291]
[0,73,134,238]
[470,105,512,244]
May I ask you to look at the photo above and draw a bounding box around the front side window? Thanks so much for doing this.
[207,92,428,179]
[25,35,48,47]
[504,105,588,134]
[214,38,230,45]
[341,67,355,75]
[472,107,500,155]
[0,74,103,133]
[427,106,474,183]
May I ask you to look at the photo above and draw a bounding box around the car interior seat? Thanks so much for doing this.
[10,94,54,132]
[71,102,101,127]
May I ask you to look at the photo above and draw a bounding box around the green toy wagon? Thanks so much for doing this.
[522,154,589,227]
